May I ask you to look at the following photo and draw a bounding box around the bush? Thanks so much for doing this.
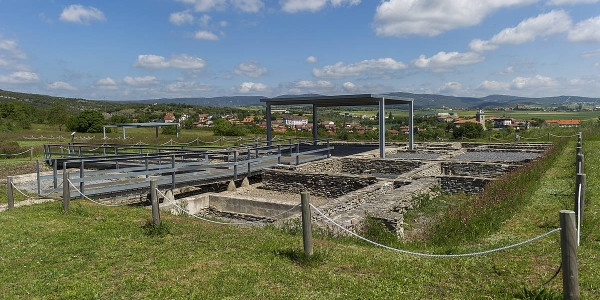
[66,110,107,133]
[453,122,483,139]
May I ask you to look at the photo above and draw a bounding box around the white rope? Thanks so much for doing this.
[10,182,49,199]
[577,183,581,246]
[310,203,561,258]
[66,179,136,207]
[157,188,300,225]
[0,148,32,156]
[550,133,577,138]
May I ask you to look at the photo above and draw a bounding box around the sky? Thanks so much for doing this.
[1,0,600,101]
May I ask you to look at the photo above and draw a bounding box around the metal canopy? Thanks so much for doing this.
[260,94,414,157]
[260,94,413,106]
[103,122,180,139]
[104,122,180,128]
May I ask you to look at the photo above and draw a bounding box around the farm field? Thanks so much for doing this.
[0,123,598,298]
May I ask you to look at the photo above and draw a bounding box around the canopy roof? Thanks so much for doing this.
[260,94,413,107]
[103,122,179,128]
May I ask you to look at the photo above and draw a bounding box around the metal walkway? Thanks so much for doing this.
[37,138,333,198]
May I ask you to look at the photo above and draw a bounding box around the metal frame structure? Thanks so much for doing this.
[102,122,181,139]
[38,138,333,198]
[260,94,414,158]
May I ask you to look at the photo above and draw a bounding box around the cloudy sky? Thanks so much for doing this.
[1,0,600,100]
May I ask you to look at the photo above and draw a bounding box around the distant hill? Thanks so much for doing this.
[2,89,599,111]
[132,96,264,107]
[0,89,131,113]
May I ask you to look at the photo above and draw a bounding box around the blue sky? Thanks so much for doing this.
[1,0,600,100]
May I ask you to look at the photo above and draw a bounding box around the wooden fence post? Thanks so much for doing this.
[6,176,14,210]
[547,132,550,141]
[62,170,70,211]
[29,147,33,161]
[150,180,160,226]
[301,192,313,257]
[560,210,579,300]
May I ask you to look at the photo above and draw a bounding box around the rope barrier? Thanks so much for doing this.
[67,179,137,207]
[157,188,300,225]
[0,148,32,156]
[549,133,578,138]
[310,203,561,258]
[10,182,49,199]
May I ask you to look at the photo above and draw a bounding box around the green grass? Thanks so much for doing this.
[0,122,599,298]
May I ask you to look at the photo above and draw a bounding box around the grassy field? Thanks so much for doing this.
[0,125,598,298]
[343,109,600,121]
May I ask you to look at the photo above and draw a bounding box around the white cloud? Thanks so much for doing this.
[511,75,557,89]
[0,71,39,84]
[134,54,207,69]
[177,0,228,12]
[305,56,318,63]
[176,0,263,12]
[220,21,228,27]
[281,0,360,13]
[236,82,269,93]
[469,10,572,52]
[547,0,599,5]
[59,4,106,24]
[282,80,337,94]
[123,76,158,86]
[234,61,267,77]
[497,66,515,75]
[194,31,220,40]
[342,81,358,92]
[95,77,118,90]
[165,81,213,92]
[232,0,264,12]
[199,14,212,27]
[438,82,463,94]
[478,80,511,91]
[580,49,600,58]
[412,51,484,70]
[568,15,600,43]
[312,58,407,78]
[0,36,29,71]
[374,0,538,37]
[48,81,77,91]
[169,11,194,25]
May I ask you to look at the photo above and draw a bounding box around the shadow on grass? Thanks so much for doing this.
[141,219,171,237]
[274,248,329,267]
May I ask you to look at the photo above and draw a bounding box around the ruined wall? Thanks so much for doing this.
[439,176,492,194]
[261,169,378,198]
[340,158,421,175]
[441,162,518,178]
[295,157,422,176]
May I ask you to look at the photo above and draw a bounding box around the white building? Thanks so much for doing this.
[283,116,308,126]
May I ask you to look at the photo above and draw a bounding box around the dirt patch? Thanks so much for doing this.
[0,161,51,183]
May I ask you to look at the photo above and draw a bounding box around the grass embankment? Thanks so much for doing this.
[1,132,599,298]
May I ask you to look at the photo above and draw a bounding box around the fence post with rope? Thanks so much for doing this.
[62,170,70,211]
[560,210,579,300]
[150,180,161,226]
[576,154,583,174]
[6,176,14,210]
[301,192,313,257]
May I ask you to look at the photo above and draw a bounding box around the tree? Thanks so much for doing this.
[47,103,69,131]
[453,122,483,139]
[212,118,245,136]
[162,125,178,135]
[66,110,107,133]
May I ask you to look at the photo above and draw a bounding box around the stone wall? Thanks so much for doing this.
[441,162,518,178]
[439,175,492,194]
[294,157,422,176]
[340,158,422,175]
[261,168,378,198]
